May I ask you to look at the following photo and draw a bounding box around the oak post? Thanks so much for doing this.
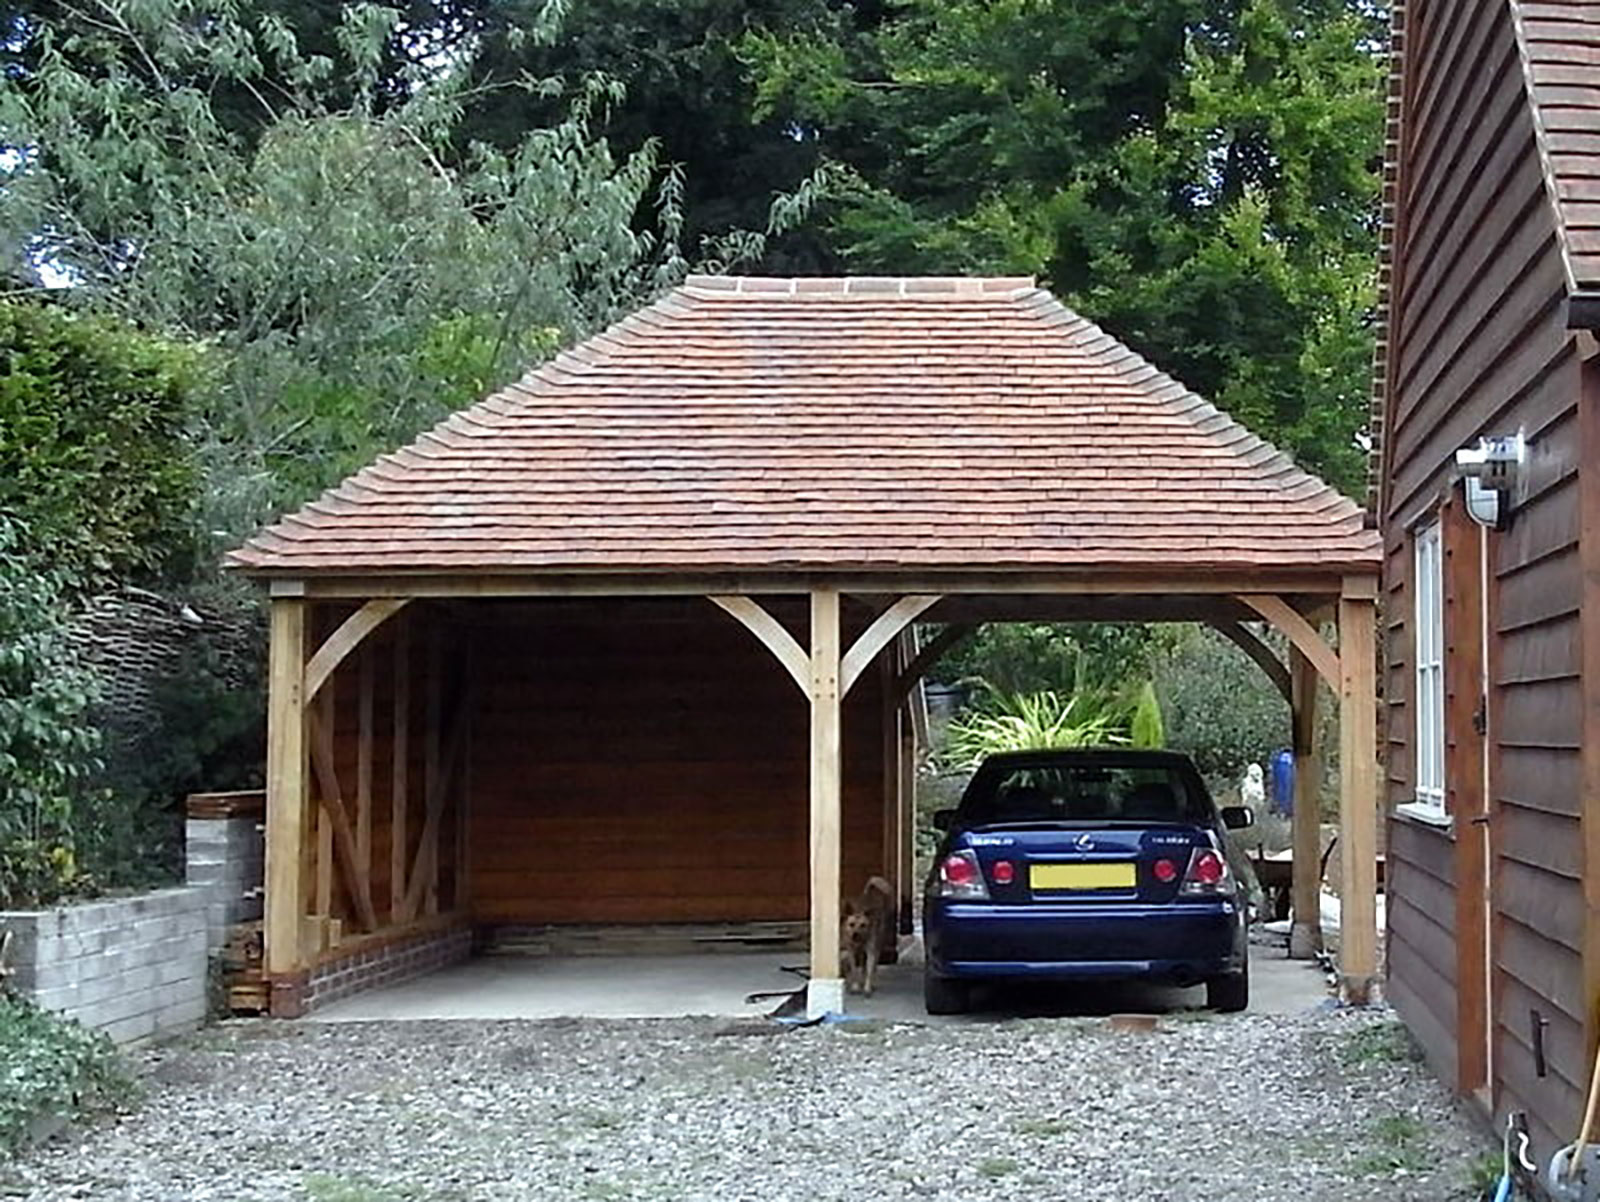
[1289,648,1323,958]
[391,615,411,922]
[808,588,845,1017]
[265,598,308,978]
[898,684,917,936]
[425,625,442,916]
[314,685,334,926]
[1338,590,1379,1002]
[357,644,374,876]
[880,653,899,891]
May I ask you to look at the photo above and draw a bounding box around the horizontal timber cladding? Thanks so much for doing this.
[1380,0,1592,1153]
[465,597,886,926]
[1388,817,1458,1083]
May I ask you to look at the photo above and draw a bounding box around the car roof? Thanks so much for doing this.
[974,748,1198,770]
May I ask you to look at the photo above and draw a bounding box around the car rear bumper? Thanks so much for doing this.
[925,899,1246,983]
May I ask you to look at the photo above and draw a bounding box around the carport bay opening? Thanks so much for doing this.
[237,273,1384,1020]
[255,581,1378,1020]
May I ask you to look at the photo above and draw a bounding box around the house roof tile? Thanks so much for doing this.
[230,277,1380,578]
[1517,0,1600,291]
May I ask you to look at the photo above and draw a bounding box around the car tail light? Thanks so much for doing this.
[1180,846,1232,896]
[991,859,1015,886]
[937,850,990,900]
[1152,858,1178,884]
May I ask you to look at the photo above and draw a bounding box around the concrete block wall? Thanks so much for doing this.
[2,887,209,1045]
[185,813,264,949]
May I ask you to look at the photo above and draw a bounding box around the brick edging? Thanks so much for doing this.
[268,921,472,1017]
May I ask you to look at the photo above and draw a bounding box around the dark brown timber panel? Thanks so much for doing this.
[465,598,886,926]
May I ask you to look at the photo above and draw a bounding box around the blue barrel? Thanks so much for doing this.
[1271,749,1295,815]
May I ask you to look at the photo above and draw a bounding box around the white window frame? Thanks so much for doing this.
[1412,519,1446,813]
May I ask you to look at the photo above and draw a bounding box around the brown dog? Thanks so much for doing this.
[839,876,895,996]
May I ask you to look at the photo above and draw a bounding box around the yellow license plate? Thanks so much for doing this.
[1030,863,1137,891]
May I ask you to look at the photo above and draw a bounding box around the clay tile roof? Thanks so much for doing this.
[230,276,1380,578]
[1516,0,1600,291]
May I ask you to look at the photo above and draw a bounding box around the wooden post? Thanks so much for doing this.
[357,644,373,876]
[425,625,441,916]
[1289,648,1323,959]
[1338,589,1379,1002]
[880,653,899,892]
[1444,498,1489,1093]
[899,691,917,936]
[391,615,410,923]
[265,598,308,985]
[456,632,474,913]
[808,588,844,1017]
[314,685,334,927]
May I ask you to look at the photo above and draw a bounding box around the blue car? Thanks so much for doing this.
[922,749,1253,1015]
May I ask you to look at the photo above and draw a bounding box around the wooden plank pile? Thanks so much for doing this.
[221,922,268,1014]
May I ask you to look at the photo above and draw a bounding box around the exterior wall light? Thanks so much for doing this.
[1454,431,1526,530]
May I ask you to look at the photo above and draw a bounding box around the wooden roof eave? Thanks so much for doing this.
[255,565,1372,604]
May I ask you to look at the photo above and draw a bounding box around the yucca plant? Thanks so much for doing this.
[941,689,1130,771]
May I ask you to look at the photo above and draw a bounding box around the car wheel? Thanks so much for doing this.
[923,968,970,1015]
[1206,967,1249,1013]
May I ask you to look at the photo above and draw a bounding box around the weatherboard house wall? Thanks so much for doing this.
[1374,0,1600,1157]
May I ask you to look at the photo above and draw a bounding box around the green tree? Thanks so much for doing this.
[934,622,1176,696]
[451,0,862,271]
[0,0,688,542]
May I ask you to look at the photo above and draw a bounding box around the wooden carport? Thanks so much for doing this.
[233,276,1384,1017]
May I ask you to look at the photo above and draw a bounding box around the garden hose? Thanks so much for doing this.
[1496,1110,1533,1201]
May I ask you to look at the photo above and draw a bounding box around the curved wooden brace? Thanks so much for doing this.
[840,595,942,697]
[303,598,411,708]
[708,595,809,693]
[894,623,976,704]
[1235,594,1340,690]
[1210,620,1292,706]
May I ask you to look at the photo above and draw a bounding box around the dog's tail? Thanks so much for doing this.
[863,875,892,904]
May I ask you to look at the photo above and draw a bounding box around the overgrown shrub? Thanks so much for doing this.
[0,302,202,587]
[0,517,100,909]
[1155,626,1288,788]
[0,995,131,1155]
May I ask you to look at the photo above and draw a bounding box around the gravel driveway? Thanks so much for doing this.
[6,1008,1488,1202]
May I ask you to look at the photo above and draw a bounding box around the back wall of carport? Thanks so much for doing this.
[466,597,888,926]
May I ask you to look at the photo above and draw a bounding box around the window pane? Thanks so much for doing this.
[1414,520,1445,807]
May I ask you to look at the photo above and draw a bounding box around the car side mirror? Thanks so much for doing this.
[1221,805,1254,830]
[932,808,956,832]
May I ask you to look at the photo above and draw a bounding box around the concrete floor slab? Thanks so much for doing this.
[309,938,1329,1023]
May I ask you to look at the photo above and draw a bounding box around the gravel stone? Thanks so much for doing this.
[4,1007,1489,1201]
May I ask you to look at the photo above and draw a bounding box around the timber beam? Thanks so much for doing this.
[1288,648,1323,959]
[1336,586,1379,1002]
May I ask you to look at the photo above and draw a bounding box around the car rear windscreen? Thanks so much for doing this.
[962,761,1205,825]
